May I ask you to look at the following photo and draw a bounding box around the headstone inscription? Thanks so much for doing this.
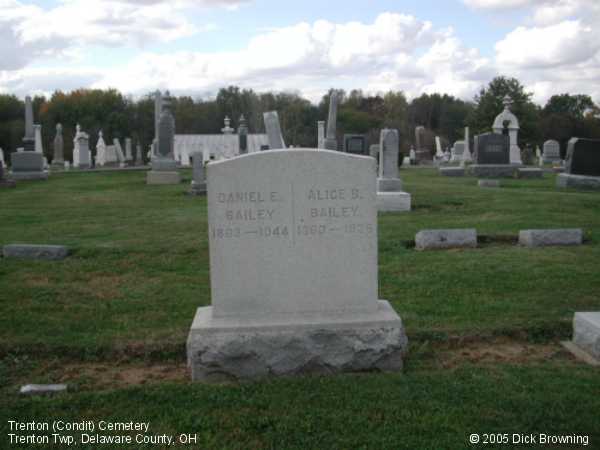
[187,149,408,381]
[344,134,367,155]
[474,133,509,165]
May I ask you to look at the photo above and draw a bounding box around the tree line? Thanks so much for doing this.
[0,76,599,163]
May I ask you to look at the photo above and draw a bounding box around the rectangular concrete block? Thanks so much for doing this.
[415,229,477,250]
[3,244,69,260]
[469,164,517,178]
[478,179,500,187]
[556,173,600,190]
[376,191,411,212]
[518,168,543,178]
[439,167,465,177]
[573,312,600,360]
[518,229,582,247]
[146,171,181,185]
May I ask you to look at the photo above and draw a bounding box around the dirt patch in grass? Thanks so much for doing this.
[427,337,577,369]
[60,361,188,389]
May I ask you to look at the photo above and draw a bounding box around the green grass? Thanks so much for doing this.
[1,168,599,448]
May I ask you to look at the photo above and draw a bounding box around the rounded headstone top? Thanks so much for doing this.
[493,96,519,130]
[56,123,62,133]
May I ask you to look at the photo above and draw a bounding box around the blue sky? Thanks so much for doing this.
[1,0,599,105]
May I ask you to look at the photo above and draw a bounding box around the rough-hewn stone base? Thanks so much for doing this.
[10,171,48,180]
[469,164,519,178]
[572,312,600,360]
[556,173,600,190]
[376,191,411,212]
[518,168,543,178]
[146,171,181,185]
[187,300,408,382]
[3,244,69,260]
[439,167,465,177]
[519,229,582,247]
[415,229,477,250]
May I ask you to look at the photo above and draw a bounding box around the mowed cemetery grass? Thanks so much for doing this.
[1,167,600,448]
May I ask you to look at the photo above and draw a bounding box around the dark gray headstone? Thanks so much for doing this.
[11,152,44,171]
[565,138,600,177]
[344,134,367,155]
[474,133,509,164]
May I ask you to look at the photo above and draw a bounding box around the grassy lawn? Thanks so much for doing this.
[1,168,599,448]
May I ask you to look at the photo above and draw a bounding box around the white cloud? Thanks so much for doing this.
[462,0,539,10]
[495,20,598,69]
[92,13,473,102]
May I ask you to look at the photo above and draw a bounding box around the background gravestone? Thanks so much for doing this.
[474,133,509,165]
[344,134,367,155]
[263,111,286,150]
[187,149,407,381]
[543,139,561,164]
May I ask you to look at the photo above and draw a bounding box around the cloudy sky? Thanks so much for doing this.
[1,0,599,105]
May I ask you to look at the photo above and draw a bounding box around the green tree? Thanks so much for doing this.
[468,76,540,146]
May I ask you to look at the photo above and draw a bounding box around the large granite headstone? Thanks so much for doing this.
[565,138,600,177]
[263,111,286,150]
[474,133,509,165]
[10,96,46,180]
[187,149,408,381]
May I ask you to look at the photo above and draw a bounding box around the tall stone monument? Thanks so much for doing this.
[263,111,286,150]
[188,151,207,195]
[10,96,47,180]
[238,114,248,155]
[317,120,325,149]
[135,143,144,166]
[377,129,411,212]
[51,123,64,169]
[187,149,408,382]
[72,125,91,169]
[323,90,340,151]
[462,126,472,165]
[95,131,108,166]
[492,95,522,165]
[147,94,180,184]
[125,138,133,164]
[414,126,433,164]
[221,116,234,135]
